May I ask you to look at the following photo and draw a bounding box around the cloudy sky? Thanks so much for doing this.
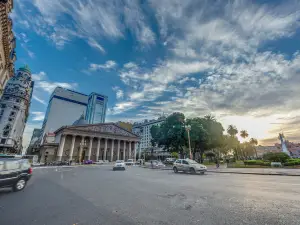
[11,0,300,148]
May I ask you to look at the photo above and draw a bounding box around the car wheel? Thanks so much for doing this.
[200,172,205,175]
[13,178,27,192]
[173,167,178,173]
[113,168,116,171]
[123,167,126,171]
[189,168,196,174]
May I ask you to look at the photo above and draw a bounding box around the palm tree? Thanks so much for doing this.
[227,125,238,137]
[227,125,239,160]
[250,138,258,158]
[240,130,249,139]
[240,130,249,159]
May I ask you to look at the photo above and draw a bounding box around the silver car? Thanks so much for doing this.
[173,159,207,174]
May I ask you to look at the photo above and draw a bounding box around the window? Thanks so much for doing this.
[175,160,181,164]
[10,111,15,117]
[5,161,21,170]
[16,99,20,103]
[0,109,4,115]
[1,138,6,144]
[8,117,14,122]
[0,161,3,170]
[4,97,9,100]
[1,104,6,108]
[13,105,19,110]
[182,160,189,165]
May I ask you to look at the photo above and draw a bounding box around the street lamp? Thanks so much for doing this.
[185,125,192,159]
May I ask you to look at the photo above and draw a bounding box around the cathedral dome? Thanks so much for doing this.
[18,65,31,74]
[72,114,88,126]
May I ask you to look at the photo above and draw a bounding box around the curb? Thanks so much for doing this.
[140,166,300,176]
[207,170,300,176]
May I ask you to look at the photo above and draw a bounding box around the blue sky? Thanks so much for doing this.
[10,0,300,148]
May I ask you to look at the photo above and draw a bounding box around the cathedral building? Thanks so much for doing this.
[0,0,16,94]
[0,65,34,154]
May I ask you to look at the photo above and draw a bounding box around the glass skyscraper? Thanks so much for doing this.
[86,93,108,124]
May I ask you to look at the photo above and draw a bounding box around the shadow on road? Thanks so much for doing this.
[0,188,12,196]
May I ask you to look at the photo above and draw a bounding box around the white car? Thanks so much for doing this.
[113,160,126,171]
[173,159,207,174]
[125,159,134,166]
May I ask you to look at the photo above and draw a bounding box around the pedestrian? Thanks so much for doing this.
[215,159,220,168]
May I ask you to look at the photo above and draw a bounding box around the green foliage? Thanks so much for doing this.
[284,159,300,166]
[263,152,290,163]
[150,112,187,155]
[227,125,238,137]
[171,152,179,159]
[244,160,264,165]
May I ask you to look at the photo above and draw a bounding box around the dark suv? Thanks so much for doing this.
[0,158,32,192]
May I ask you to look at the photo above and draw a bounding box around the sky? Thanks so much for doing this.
[10,0,300,149]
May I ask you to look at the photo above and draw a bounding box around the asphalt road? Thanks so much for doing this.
[1,166,300,225]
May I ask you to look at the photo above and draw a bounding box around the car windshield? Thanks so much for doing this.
[186,159,198,164]
[127,159,133,162]
[116,160,123,163]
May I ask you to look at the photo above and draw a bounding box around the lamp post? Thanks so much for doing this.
[185,125,192,159]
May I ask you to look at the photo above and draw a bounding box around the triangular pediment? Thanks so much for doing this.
[68,123,137,138]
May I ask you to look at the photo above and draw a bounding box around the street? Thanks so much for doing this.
[0,166,300,225]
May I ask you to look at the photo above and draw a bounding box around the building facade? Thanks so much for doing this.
[132,118,165,150]
[38,122,140,164]
[85,93,108,124]
[0,66,34,154]
[0,0,16,94]
[39,87,108,143]
[26,128,41,155]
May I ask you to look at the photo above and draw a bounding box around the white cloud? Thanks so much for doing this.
[123,62,138,69]
[112,86,124,100]
[31,112,45,121]
[36,81,78,94]
[87,38,106,54]
[32,95,47,105]
[108,101,137,115]
[32,71,78,93]
[89,60,117,71]
[14,0,156,50]
[31,71,47,81]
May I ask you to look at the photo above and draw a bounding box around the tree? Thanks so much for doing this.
[240,130,249,139]
[249,138,258,158]
[227,125,238,137]
[205,151,215,162]
[187,116,224,162]
[151,112,187,157]
[263,152,290,163]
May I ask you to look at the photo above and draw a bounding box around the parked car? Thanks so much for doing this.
[94,160,104,165]
[125,159,134,166]
[113,160,126,171]
[152,160,166,168]
[173,159,207,174]
[84,160,93,164]
[0,158,32,192]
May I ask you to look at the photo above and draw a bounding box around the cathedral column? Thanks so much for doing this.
[110,139,115,162]
[87,137,93,160]
[117,140,120,160]
[69,135,76,161]
[96,138,101,161]
[104,138,108,160]
[129,141,132,159]
[57,134,66,161]
[123,141,126,161]
[133,142,136,162]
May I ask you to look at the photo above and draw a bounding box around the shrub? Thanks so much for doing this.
[244,160,264,166]
[263,152,290,163]
[284,159,300,166]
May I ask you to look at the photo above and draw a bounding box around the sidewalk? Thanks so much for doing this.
[142,165,300,176]
[206,167,300,176]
